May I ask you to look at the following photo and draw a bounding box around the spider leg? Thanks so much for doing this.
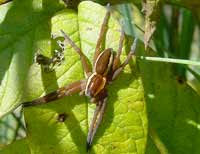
[93,4,111,66]
[112,38,138,81]
[87,97,107,151]
[112,29,125,71]
[23,80,86,107]
[60,30,92,77]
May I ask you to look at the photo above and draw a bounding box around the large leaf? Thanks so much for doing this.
[20,2,147,154]
[0,0,65,118]
[0,139,30,154]
[135,48,200,154]
[24,8,87,154]
[79,2,147,153]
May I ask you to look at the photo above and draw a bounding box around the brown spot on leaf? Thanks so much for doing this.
[57,113,68,122]
[176,76,185,84]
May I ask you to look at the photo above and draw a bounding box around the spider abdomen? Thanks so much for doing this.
[94,48,114,76]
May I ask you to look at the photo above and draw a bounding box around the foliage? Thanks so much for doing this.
[0,0,200,154]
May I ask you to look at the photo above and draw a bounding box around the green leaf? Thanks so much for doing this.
[0,0,65,118]
[166,0,200,8]
[7,1,146,154]
[137,49,200,154]
[0,139,30,154]
[24,9,87,154]
[177,9,195,77]
[92,0,140,5]
[0,111,22,144]
[79,2,147,153]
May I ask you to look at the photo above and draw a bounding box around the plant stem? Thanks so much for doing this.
[149,127,170,154]
[139,56,200,66]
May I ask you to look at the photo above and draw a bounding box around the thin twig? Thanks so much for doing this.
[149,127,170,154]
[139,56,200,66]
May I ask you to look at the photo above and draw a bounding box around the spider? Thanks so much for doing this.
[23,5,137,150]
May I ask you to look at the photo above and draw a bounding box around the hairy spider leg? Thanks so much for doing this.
[60,30,92,77]
[112,38,138,81]
[93,5,111,66]
[112,29,125,71]
[116,30,125,60]
[23,80,86,107]
[87,97,107,150]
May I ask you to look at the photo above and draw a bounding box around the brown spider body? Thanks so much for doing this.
[85,73,107,98]
[85,49,114,99]
[23,5,137,151]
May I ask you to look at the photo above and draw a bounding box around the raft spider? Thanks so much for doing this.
[23,4,137,150]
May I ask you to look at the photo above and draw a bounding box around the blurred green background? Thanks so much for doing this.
[0,0,200,153]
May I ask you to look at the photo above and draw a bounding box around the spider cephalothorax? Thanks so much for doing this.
[23,4,137,150]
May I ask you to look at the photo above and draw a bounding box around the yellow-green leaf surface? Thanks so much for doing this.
[79,2,147,153]
[0,0,65,118]
[23,1,147,154]
[0,139,30,154]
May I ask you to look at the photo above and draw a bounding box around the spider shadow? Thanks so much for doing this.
[32,67,88,154]
[40,55,97,153]
[37,57,89,153]
[91,38,139,150]
[24,11,86,154]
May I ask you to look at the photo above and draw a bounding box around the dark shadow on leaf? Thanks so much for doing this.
[0,0,35,94]
[0,0,64,114]
[140,60,200,154]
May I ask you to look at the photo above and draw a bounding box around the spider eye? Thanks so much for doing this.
[94,48,114,75]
